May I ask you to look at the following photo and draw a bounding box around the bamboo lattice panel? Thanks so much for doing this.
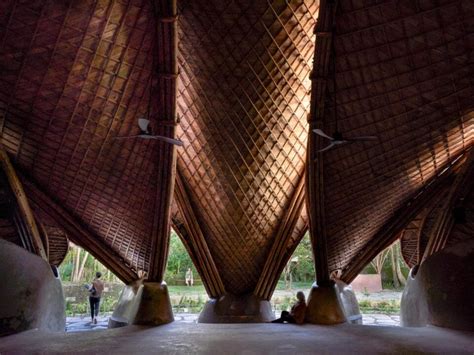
[175,0,317,295]
[313,0,474,278]
[0,0,165,277]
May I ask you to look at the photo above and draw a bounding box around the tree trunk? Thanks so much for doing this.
[395,241,406,286]
[77,251,89,281]
[284,263,290,290]
[72,246,81,282]
[390,244,400,288]
[370,249,388,274]
[289,268,293,290]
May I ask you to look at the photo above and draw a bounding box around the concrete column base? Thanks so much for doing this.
[0,240,65,336]
[109,281,173,328]
[305,282,347,325]
[334,280,362,324]
[401,240,474,331]
[198,293,273,323]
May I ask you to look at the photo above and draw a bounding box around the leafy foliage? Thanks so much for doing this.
[165,231,197,283]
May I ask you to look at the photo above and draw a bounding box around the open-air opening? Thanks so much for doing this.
[165,229,205,318]
[270,232,314,314]
[164,230,208,321]
[268,234,410,327]
[59,232,411,330]
[59,243,123,331]
[352,239,409,326]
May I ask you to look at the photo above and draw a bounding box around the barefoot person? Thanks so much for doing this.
[272,291,306,324]
[85,272,105,324]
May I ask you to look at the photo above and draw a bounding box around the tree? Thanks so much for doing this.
[165,231,195,282]
[59,243,122,284]
[280,233,315,285]
[370,248,389,274]
[390,241,406,288]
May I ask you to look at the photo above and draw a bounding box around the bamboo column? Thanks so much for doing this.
[306,0,337,286]
[147,0,179,282]
[304,0,347,325]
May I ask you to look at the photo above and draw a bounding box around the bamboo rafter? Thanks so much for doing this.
[341,150,469,283]
[0,148,46,260]
[20,171,137,283]
[174,170,225,298]
[255,170,307,300]
[422,149,474,260]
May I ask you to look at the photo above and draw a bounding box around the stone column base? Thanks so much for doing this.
[0,240,65,336]
[305,282,347,325]
[334,280,362,324]
[198,293,273,323]
[109,281,173,328]
[401,240,474,331]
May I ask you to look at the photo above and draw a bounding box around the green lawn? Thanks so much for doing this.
[167,285,206,295]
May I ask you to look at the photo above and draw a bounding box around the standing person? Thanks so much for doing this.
[271,291,306,324]
[185,267,194,286]
[86,272,105,324]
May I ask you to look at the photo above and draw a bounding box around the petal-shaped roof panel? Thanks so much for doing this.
[175,0,317,295]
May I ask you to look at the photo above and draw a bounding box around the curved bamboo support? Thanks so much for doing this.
[0,148,47,260]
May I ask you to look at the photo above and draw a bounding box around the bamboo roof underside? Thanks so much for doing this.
[0,0,473,295]
[310,0,473,282]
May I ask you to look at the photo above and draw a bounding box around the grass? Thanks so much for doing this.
[64,282,401,316]
[275,281,313,291]
[167,285,206,294]
[358,299,400,314]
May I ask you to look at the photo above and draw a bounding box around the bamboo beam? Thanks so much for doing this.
[147,0,180,282]
[306,0,338,285]
[174,170,226,298]
[0,148,47,260]
[422,149,474,260]
[255,171,307,300]
[341,151,469,283]
[19,171,137,283]
[37,220,50,261]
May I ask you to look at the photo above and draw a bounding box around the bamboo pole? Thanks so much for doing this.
[0,148,47,260]
[306,0,338,285]
[422,149,474,261]
[20,171,137,283]
[147,0,179,282]
[341,151,468,283]
[254,171,306,300]
[174,171,226,298]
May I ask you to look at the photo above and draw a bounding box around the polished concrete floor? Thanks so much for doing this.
[1,323,473,354]
[65,312,400,332]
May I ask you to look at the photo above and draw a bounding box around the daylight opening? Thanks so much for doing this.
[59,243,123,331]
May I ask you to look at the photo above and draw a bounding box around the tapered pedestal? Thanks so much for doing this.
[305,282,347,325]
[198,293,273,323]
[109,281,173,328]
[0,240,65,336]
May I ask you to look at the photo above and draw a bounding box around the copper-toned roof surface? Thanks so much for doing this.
[0,0,473,295]
[308,0,473,282]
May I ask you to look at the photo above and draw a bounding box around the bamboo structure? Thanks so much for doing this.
[0,0,472,301]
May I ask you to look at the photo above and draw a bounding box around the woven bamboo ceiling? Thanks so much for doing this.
[0,0,472,297]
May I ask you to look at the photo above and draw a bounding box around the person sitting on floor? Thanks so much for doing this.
[272,291,306,324]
